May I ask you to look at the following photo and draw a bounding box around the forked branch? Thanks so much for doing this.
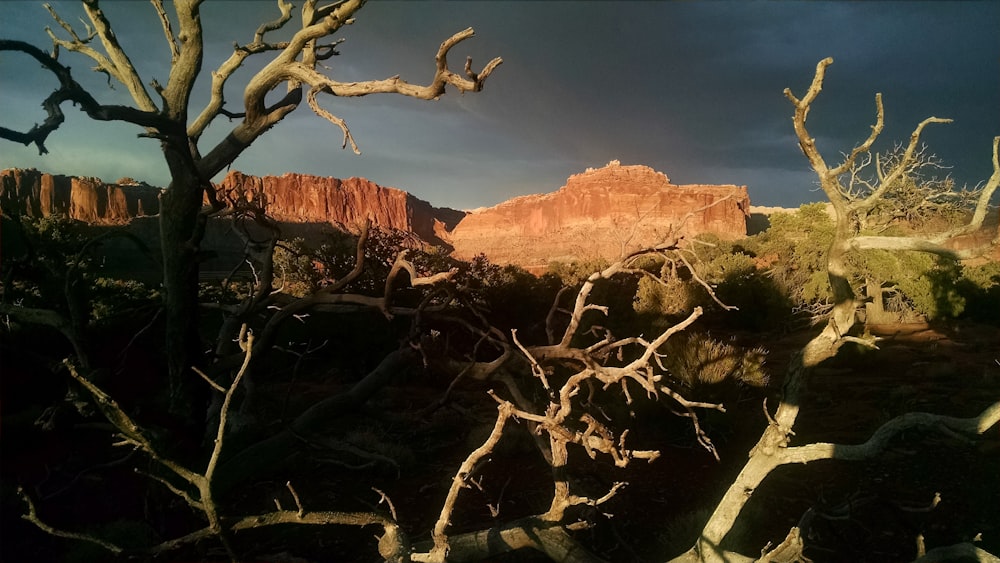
[0,40,178,153]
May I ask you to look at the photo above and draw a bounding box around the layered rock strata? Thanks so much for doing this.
[213,171,465,247]
[1,165,758,270]
[0,168,160,223]
[449,161,750,268]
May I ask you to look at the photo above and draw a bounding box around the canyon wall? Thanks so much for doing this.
[449,161,750,268]
[3,165,759,270]
[0,168,465,248]
[213,171,466,247]
[0,168,160,224]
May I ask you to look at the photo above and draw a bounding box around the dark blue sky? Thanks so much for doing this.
[1,1,998,209]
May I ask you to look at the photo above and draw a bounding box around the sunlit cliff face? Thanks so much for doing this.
[0,168,161,223]
[448,161,749,269]
[1,163,753,270]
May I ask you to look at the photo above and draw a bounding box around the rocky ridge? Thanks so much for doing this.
[0,168,160,224]
[449,160,750,267]
[1,164,753,269]
[213,171,466,247]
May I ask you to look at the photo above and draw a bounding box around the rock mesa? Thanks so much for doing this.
[449,160,750,268]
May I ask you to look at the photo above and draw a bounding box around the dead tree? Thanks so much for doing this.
[18,325,411,562]
[667,57,1000,563]
[0,0,501,428]
[17,227,734,562]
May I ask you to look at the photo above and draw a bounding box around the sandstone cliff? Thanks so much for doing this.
[0,168,466,248]
[213,171,466,247]
[449,161,750,268]
[2,165,755,270]
[0,168,160,224]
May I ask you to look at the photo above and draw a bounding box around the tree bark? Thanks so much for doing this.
[159,145,209,438]
[426,519,606,563]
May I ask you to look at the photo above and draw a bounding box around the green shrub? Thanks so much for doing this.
[961,260,1000,289]
[546,258,611,287]
[854,250,966,321]
[745,204,835,310]
[273,237,325,297]
[956,261,1000,324]
[90,278,158,320]
[661,332,768,389]
[634,275,701,317]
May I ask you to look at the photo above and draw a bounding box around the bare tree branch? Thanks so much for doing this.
[427,401,516,562]
[63,359,202,485]
[307,84,360,153]
[44,0,158,111]
[781,400,1000,465]
[187,0,295,141]
[848,127,953,217]
[198,1,502,178]
[0,40,178,153]
[18,487,124,555]
[149,0,180,62]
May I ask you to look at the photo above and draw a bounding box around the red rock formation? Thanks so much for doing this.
[0,168,160,223]
[449,161,750,268]
[2,166,755,269]
[213,171,465,247]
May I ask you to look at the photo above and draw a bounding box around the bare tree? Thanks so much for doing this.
[846,143,976,234]
[16,218,739,561]
[667,57,1000,563]
[0,0,501,428]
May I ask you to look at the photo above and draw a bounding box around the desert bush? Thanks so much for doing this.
[631,239,794,330]
[634,274,702,318]
[272,227,423,297]
[660,331,768,389]
[89,278,158,321]
[961,260,1000,290]
[273,237,326,297]
[547,257,611,287]
[697,249,756,284]
[697,247,795,329]
[854,249,966,321]
[458,255,561,333]
[745,203,835,310]
[955,261,1000,324]
[746,201,989,325]
[2,215,91,305]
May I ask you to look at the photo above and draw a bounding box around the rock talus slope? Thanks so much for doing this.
[449,161,750,267]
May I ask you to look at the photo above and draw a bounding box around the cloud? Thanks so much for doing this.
[1,1,996,210]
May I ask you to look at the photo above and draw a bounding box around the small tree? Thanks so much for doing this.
[0,0,501,428]
[751,203,836,314]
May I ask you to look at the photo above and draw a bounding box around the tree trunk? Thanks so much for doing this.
[159,147,208,440]
[864,277,886,324]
